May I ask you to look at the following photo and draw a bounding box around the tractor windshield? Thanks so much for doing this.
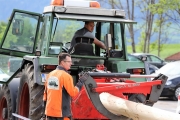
[42,16,124,57]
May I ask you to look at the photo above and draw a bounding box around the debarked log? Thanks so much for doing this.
[99,92,180,120]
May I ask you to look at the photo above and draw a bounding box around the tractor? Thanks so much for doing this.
[0,0,167,120]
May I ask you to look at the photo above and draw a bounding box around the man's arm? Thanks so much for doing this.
[93,38,106,50]
[63,74,82,97]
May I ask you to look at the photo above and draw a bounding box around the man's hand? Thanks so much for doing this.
[79,77,86,83]
[78,72,88,83]
[94,38,106,50]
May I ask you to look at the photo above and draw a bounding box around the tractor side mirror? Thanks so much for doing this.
[12,19,24,36]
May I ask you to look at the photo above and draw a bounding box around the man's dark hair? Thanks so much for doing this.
[58,53,71,64]
[85,21,90,25]
[85,21,94,25]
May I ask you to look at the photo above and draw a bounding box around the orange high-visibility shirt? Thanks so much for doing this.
[43,69,79,117]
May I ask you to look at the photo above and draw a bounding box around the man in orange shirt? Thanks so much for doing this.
[42,53,83,120]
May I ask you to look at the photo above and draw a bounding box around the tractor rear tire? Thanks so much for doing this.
[128,93,154,106]
[0,78,20,120]
[128,94,146,103]
[16,63,44,120]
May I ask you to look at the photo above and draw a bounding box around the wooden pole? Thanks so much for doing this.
[100,92,180,120]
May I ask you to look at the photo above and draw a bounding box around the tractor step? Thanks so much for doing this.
[12,113,31,120]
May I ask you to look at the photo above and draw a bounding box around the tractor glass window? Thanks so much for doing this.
[100,23,110,57]
[114,23,122,50]
[100,22,123,57]
[2,12,40,53]
[51,19,98,55]
[100,23,110,42]
[38,14,51,55]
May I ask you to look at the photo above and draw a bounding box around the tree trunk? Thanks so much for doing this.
[147,0,155,53]
[127,0,136,53]
[143,0,154,53]
[158,14,163,57]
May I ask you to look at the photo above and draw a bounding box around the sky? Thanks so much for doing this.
[0,0,50,22]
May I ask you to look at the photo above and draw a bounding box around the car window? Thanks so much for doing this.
[149,55,162,63]
[146,56,151,61]
[128,55,141,61]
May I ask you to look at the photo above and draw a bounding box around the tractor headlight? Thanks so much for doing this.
[165,81,172,85]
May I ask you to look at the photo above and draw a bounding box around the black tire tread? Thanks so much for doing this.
[0,84,13,120]
[16,63,44,120]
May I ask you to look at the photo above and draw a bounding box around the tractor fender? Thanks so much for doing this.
[7,78,20,113]
[20,56,43,85]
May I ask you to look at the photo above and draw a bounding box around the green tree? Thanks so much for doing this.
[0,21,7,42]
[62,21,81,42]
[136,0,155,53]
[148,0,173,57]
[52,21,81,44]
[2,25,18,48]
[17,18,35,46]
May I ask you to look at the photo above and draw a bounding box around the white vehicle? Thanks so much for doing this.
[0,68,10,81]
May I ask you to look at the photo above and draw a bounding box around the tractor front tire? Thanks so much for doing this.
[0,84,13,120]
[16,63,44,120]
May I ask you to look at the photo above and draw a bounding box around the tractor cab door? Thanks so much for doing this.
[0,9,42,57]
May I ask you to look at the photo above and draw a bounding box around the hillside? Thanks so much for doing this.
[0,0,50,22]
[127,44,180,60]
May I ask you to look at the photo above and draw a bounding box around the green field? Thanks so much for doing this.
[127,44,180,60]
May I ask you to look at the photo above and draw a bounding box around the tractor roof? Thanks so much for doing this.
[43,6,136,23]
[43,0,136,23]
[43,5,126,18]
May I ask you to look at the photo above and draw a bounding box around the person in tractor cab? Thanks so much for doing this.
[68,21,106,54]
[42,53,85,120]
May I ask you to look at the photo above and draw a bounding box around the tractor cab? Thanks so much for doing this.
[0,0,146,84]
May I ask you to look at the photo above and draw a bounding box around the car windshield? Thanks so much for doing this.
[156,61,180,76]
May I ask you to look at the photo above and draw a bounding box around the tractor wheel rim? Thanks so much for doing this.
[19,83,29,118]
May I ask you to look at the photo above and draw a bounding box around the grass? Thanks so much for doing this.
[127,44,180,60]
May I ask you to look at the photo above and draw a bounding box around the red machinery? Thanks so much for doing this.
[71,65,167,120]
